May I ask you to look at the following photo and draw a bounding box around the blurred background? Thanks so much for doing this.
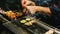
[0,0,51,11]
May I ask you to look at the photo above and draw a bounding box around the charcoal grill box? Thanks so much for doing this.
[0,15,60,34]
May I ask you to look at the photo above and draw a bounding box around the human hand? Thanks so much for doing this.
[21,0,35,8]
[26,6,37,15]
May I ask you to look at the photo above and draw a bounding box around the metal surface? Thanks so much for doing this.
[3,22,29,34]
[0,15,60,34]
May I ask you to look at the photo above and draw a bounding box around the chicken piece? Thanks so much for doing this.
[30,20,36,24]
[26,18,31,21]
[4,11,23,19]
[20,20,27,23]
[15,12,22,17]
[5,11,16,19]
[24,20,36,26]
[24,22,32,26]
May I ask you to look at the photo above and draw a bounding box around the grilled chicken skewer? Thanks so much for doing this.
[0,9,22,19]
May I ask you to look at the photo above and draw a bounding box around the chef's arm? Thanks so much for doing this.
[26,6,52,16]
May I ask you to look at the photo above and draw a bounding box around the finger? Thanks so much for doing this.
[26,6,36,14]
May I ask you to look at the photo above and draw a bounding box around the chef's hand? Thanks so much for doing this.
[26,6,51,16]
[26,6,37,15]
[26,1,36,6]
[21,0,35,8]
